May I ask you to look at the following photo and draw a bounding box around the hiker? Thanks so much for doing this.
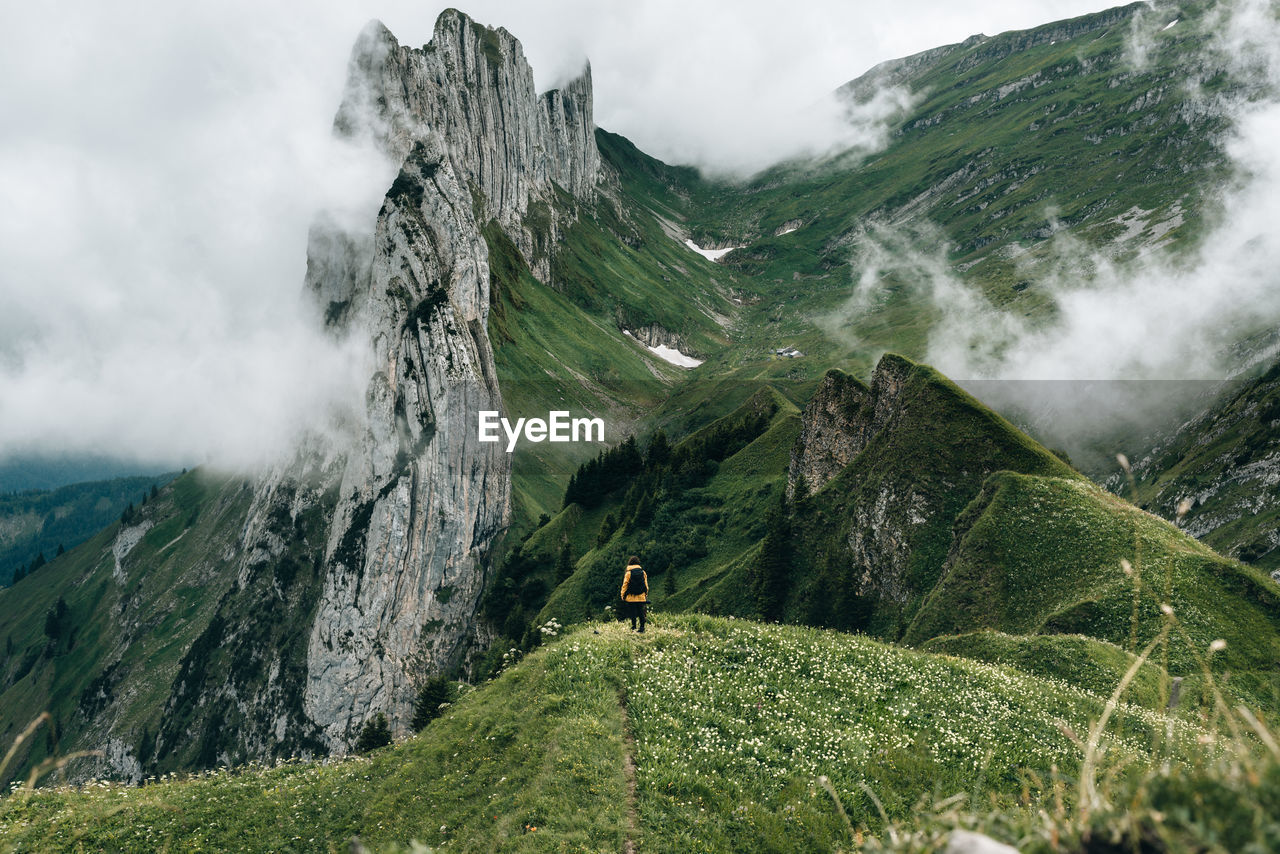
[620,555,648,633]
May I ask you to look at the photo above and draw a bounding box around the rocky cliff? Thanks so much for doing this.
[789,356,1075,623]
[331,12,598,284]
[143,9,602,767]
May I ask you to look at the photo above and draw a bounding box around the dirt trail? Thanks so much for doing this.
[618,688,639,854]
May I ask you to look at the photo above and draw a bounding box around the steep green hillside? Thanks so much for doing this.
[485,142,749,529]
[0,616,1218,852]
[908,472,1280,676]
[0,471,253,784]
[787,356,1079,637]
[485,386,799,651]
[1123,358,1280,574]
[0,473,178,586]
[678,2,1228,356]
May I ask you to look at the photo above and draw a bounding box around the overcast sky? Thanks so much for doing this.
[0,0,1127,467]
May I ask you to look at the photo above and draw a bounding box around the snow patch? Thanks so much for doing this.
[684,238,743,262]
[623,330,704,368]
[649,344,704,368]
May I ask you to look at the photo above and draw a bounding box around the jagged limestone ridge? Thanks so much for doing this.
[158,9,603,763]
[330,11,598,283]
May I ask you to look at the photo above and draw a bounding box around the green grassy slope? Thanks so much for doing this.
[694,2,1222,271]
[786,356,1079,636]
[1124,359,1280,573]
[907,473,1280,677]
[0,473,178,586]
[920,630,1170,707]
[661,2,1232,372]
[0,615,1208,853]
[486,137,754,530]
[0,470,252,784]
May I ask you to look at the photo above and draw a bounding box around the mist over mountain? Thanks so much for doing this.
[2,3,1279,850]
[1,0,1131,472]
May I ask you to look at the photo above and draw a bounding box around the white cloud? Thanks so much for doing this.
[0,0,1131,469]
[819,0,1280,461]
[924,0,1280,384]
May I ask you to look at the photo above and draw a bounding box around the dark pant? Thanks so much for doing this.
[624,601,646,632]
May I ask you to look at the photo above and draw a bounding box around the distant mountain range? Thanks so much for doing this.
[1,1,1276,808]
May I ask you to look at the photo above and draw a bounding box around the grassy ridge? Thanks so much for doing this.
[0,616,1210,852]
[921,630,1171,709]
[908,472,1280,682]
[787,357,1079,636]
[0,623,632,852]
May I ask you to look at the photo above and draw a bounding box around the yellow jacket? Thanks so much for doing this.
[621,564,648,603]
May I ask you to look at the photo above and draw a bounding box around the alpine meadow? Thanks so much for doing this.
[2,1,1280,852]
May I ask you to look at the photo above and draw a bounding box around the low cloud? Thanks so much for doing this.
[823,0,1280,462]
[0,0,1131,472]
[0,3,392,471]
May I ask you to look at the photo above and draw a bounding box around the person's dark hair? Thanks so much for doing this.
[627,555,640,565]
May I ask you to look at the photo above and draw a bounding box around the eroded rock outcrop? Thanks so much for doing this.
[153,10,601,762]
[332,12,598,283]
[787,357,913,500]
[789,355,1074,614]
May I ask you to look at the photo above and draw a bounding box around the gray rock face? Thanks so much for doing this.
[333,12,598,282]
[626,324,699,357]
[210,10,601,754]
[788,371,873,499]
[787,357,925,604]
[300,138,510,748]
[787,357,912,500]
[1122,362,1280,574]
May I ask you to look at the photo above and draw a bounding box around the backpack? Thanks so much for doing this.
[625,567,647,596]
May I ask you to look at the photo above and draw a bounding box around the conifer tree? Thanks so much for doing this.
[555,541,573,582]
[596,512,617,548]
[752,493,792,621]
[354,713,392,752]
[43,596,68,640]
[411,676,453,731]
[646,430,671,468]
